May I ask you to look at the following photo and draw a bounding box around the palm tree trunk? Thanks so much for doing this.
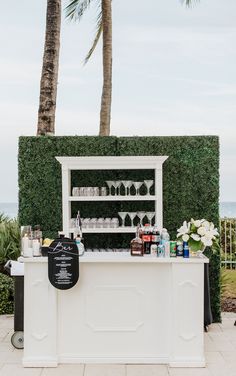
[37,0,61,135]
[99,0,112,136]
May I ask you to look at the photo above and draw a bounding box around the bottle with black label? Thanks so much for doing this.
[143,224,152,254]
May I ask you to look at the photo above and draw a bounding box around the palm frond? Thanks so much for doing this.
[84,9,102,64]
[182,0,199,7]
[65,0,93,22]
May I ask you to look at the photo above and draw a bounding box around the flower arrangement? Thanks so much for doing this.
[177,218,219,252]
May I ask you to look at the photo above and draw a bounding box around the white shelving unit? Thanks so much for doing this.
[56,156,168,236]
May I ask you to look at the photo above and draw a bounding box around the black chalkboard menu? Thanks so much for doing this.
[48,235,79,290]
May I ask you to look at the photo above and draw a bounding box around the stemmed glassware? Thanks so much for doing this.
[137,211,146,226]
[113,181,122,195]
[128,212,136,227]
[122,180,133,195]
[144,180,154,195]
[133,182,143,195]
[106,180,114,195]
[118,212,128,227]
[146,212,155,226]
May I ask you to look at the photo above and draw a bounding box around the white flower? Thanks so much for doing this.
[202,221,210,230]
[177,221,189,237]
[191,233,201,241]
[193,220,201,228]
[182,234,190,242]
[197,226,206,236]
[201,236,213,247]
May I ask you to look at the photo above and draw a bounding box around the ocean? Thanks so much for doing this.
[0,202,236,220]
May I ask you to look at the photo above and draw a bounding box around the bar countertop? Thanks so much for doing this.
[20,253,209,264]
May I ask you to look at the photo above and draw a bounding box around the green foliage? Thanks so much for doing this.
[0,273,14,314]
[0,215,20,265]
[18,135,220,321]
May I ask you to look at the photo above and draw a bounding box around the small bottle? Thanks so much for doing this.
[75,233,85,256]
[130,226,143,256]
[143,224,152,254]
[76,211,82,233]
[161,228,170,257]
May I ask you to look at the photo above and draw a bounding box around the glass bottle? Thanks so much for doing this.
[130,225,143,256]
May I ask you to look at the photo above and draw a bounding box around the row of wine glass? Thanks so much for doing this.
[71,180,154,197]
[70,211,155,229]
[106,180,154,196]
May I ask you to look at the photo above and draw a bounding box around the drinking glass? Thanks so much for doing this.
[83,218,90,228]
[133,182,143,195]
[72,187,79,196]
[144,180,154,195]
[128,212,136,227]
[100,187,107,196]
[94,187,100,196]
[104,218,112,228]
[122,181,133,195]
[113,181,122,195]
[137,211,146,226]
[118,212,128,227]
[97,218,104,228]
[106,181,114,195]
[111,218,119,228]
[90,218,97,228]
[146,212,155,226]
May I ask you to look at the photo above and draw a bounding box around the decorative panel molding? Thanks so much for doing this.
[85,285,144,332]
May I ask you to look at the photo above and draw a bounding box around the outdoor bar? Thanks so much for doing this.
[21,156,209,368]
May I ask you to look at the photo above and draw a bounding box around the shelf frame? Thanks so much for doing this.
[56,156,168,236]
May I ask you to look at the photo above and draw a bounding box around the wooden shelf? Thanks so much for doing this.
[69,195,156,202]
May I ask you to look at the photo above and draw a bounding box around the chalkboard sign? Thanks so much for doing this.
[48,236,79,290]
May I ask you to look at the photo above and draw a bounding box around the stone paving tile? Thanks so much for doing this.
[207,324,223,333]
[0,342,14,352]
[207,363,236,376]
[205,351,226,365]
[5,349,23,363]
[0,352,10,363]
[168,368,211,376]
[41,364,84,376]
[84,364,125,376]
[0,364,42,376]
[126,364,168,376]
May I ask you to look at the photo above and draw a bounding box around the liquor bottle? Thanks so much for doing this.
[76,210,82,234]
[143,224,152,254]
[130,225,143,256]
[150,225,160,256]
[161,228,170,257]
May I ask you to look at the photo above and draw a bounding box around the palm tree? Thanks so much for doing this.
[65,0,112,136]
[37,0,61,136]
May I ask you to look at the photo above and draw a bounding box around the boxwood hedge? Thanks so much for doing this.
[18,135,220,321]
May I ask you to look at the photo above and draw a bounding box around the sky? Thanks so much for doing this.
[0,0,235,202]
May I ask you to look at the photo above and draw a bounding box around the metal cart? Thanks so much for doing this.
[4,260,24,349]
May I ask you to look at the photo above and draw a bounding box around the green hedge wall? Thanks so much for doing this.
[18,135,220,321]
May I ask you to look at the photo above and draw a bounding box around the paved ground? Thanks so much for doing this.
[0,313,236,376]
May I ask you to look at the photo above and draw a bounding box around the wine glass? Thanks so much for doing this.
[118,212,128,227]
[113,181,122,196]
[128,212,136,227]
[133,182,143,195]
[106,180,114,195]
[137,211,146,226]
[122,180,133,195]
[146,212,155,226]
[144,180,154,195]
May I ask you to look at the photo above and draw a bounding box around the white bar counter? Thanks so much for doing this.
[22,253,208,368]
